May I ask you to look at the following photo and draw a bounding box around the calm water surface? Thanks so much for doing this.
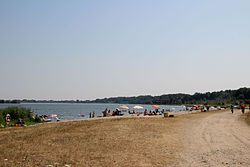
[0,103,184,120]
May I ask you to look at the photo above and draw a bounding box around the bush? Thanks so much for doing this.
[0,106,34,126]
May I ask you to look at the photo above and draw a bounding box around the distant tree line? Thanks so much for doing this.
[0,99,83,104]
[0,100,21,104]
[1,87,250,106]
[84,87,250,106]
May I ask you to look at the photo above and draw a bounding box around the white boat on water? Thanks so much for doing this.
[42,114,60,122]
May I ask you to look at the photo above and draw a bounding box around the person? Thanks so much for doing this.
[89,112,92,118]
[149,110,152,116]
[35,114,41,122]
[112,110,116,116]
[5,114,10,128]
[230,105,234,114]
[153,110,157,115]
[144,109,148,116]
[18,118,23,124]
[159,109,164,115]
[206,105,210,111]
[106,110,111,116]
[116,109,121,116]
[92,112,95,118]
[240,104,245,114]
[103,108,108,117]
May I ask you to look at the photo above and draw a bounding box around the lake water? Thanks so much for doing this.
[0,103,185,120]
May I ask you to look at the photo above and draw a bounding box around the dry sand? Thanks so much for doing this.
[0,109,249,167]
[179,109,250,167]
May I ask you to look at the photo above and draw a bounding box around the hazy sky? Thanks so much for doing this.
[1,0,250,100]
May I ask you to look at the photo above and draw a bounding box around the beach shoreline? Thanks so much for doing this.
[59,108,222,123]
[2,109,244,167]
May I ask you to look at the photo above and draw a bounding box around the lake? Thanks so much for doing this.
[0,103,185,120]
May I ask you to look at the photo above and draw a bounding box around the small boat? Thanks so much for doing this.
[41,114,60,122]
[43,118,52,122]
[47,114,58,118]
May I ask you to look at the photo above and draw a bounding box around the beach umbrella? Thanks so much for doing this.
[133,105,143,110]
[152,105,160,109]
[120,105,129,109]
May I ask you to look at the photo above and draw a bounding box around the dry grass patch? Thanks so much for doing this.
[0,117,183,167]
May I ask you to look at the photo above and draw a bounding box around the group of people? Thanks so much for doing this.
[89,112,95,118]
[101,108,165,117]
[102,108,122,117]
[4,114,26,127]
[187,105,210,112]
[230,104,249,114]
[38,114,49,121]
[143,109,164,116]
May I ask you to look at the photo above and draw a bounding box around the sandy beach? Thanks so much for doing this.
[0,109,249,167]
[2,0,250,166]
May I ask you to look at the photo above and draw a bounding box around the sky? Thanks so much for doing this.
[0,0,250,100]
